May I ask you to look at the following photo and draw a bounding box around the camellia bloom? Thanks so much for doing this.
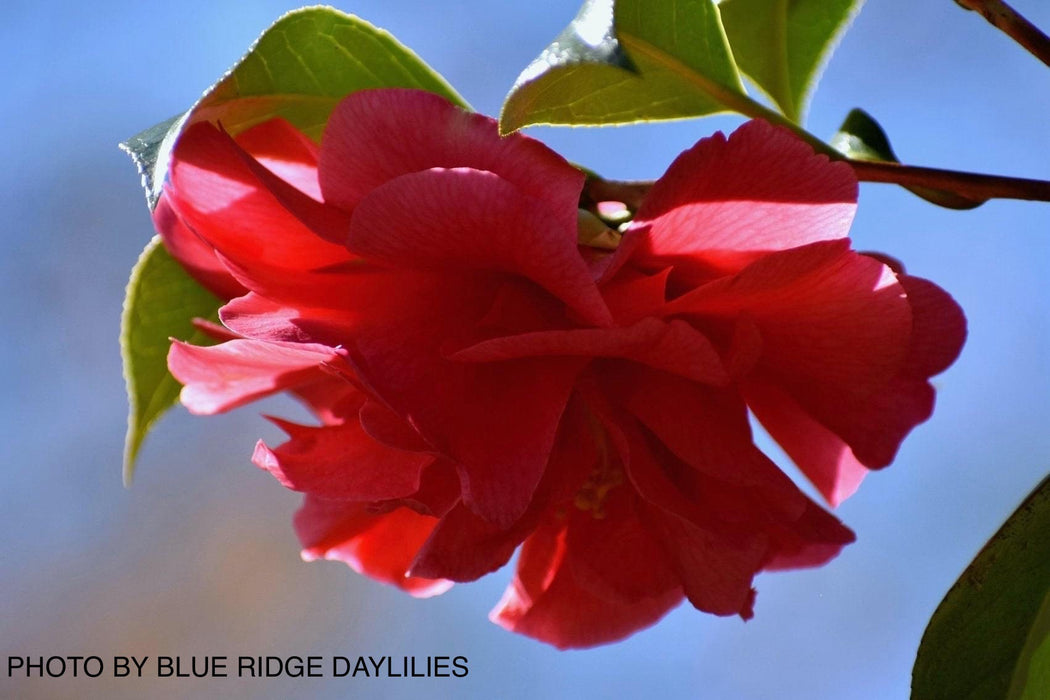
[156,88,965,648]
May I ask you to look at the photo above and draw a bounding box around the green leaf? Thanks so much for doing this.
[121,6,467,211]
[500,0,748,132]
[119,113,188,211]
[913,474,1050,700]
[717,0,862,123]
[121,237,221,485]
[831,108,985,210]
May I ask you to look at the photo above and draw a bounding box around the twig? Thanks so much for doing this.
[586,160,1050,208]
[955,0,1050,67]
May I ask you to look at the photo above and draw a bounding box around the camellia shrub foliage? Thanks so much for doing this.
[120,1,1050,695]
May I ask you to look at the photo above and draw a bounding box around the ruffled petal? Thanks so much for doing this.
[622,424,767,617]
[489,517,684,649]
[327,268,584,529]
[166,122,352,272]
[625,120,856,284]
[744,376,870,507]
[168,338,342,414]
[606,365,806,516]
[762,499,856,571]
[451,317,727,385]
[252,417,434,501]
[220,291,355,346]
[565,488,681,603]
[319,88,583,222]
[670,240,917,467]
[233,117,322,201]
[347,167,610,326]
[295,497,451,598]
[897,273,967,378]
[410,394,597,581]
[153,196,247,300]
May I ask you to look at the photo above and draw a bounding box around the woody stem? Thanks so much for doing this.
[586,161,1050,209]
[954,0,1050,67]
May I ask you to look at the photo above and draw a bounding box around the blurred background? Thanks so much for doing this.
[2,1,1048,698]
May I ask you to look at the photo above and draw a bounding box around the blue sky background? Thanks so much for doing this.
[1,1,1048,698]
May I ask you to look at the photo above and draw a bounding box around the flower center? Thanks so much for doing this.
[573,437,624,519]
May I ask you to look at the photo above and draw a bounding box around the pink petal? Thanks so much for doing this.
[599,267,672,324]
[606,365,806,516]
[671,240,917,466]
[897,273,967,378]
[358,399,432,453]
[290,376,361,426]
[295,497,451,598]
[220,292,355,346]
[744,377,870,507]
[411,395,597,581]
[233,118,322,201]
[408,501,521,582]
[565,488,681,603]
[626,120,857,283]
[451,317,727,385]
[168,339,342,414]
[252,416,433,501]
[322,267,586,530]
[153,196,247,300]
[166,122,352,272]
[347,167,610,326]
[319,88,583,222]
[621,424,767,617]
[489,518,684,649]
[762,499,856,571]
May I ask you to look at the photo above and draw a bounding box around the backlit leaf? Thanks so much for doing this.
[718,0,862,123]
[121,237,220,484]
[121,6,466,211]
[500,0,746,132]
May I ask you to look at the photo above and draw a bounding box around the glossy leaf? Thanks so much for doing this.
[121,5,467,212]
[913,475,1050,699]
[500,0,747,132]
[121,237,221,484]
[831,108,984,210]
[718,0,862,123]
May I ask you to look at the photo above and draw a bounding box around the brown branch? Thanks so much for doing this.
[955,0,1050,67]
[586,160,1050,208]
[849,160,1050,203]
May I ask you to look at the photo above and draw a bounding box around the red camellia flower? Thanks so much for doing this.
[156,88,965,648]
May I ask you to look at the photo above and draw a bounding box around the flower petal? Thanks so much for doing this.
[622,424,767,617]
[153,196,247,300]
[565,488,681,603]
[762,499,856,571]
[744,376,870,507]
[252,416,434,501]
[626,120,857,283]
[166,122,352,272]
[671,240,917,466]
[168,338,342,414]
[489,517,683,649]
[295,497,451,598]
[607,365,806,516]
[319,88,583,221]
[451,317,728,385]
[410,395,597,581]
[347,167,611,326]
[233,117,322,201]
[897,273,967,378]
